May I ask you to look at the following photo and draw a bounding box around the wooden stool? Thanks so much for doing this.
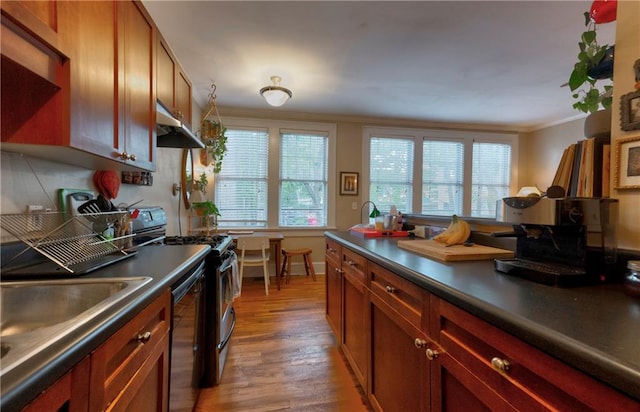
[278,248,317,290]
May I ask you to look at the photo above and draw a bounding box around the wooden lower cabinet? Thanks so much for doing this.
[369,292,431,412]
[325,239,343,341]
[431,296,639,411]
[19,290,170,412]
[22,357,90,412]
[342,270,368,389]
[325,238,640,412]
[89,290,170,411]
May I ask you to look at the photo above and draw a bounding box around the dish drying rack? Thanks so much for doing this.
[1,211,135,274]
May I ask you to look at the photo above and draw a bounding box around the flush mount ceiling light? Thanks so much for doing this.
[259,75,292,107]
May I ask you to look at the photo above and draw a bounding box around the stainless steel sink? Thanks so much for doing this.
[0,277,152,376]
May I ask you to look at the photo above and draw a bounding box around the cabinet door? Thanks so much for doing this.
[117,0,155,171]
[22,357,90,412]
[106,329,169,412]
[325,252,343,341]
[59,1,117,158]
[343,270,368,389]
[89,290,170,412]
[156,36,175,112]
[175,69,192,127]
[369,292,430,412]
[342,248,368,389]
[156,33,192,128]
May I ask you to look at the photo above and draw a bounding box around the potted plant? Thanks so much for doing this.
[200,119,227,174]
[191,200,220,218]
[567,11,615,137]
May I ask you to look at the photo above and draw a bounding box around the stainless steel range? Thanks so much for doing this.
[165,234,237,387]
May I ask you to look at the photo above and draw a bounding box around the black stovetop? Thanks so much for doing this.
[164,234,233,256]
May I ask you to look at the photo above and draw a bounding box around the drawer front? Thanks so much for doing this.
[342,248,367,285]
[369,261,426,329]
[325,239,341,266]
[90,290,171,411]
[434,297,639,411]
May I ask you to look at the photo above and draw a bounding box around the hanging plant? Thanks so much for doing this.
[199,83,228,174]
[567,11,614,114]
[200,119,227,174]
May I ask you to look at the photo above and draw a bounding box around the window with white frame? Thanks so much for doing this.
[215,128,269,227]
[422,140,465,216]
[365,127,517,218]
[279,131,328,227]
[471,142,512,218]
[213,119,335,229]
[369,136,414,213]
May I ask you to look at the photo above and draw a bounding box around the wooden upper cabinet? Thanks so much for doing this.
[116,0,156,171]
[0,0,60,49]
[1,0,69,147]
[156,32,192,128]
[58,0,117,158]
[2,0,156,172]
[157,38,175,111]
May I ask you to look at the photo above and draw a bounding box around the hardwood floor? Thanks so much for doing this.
[195,275,372,412]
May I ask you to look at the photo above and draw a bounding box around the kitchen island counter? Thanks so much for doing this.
[0,243,210,411]
[326,231,640,402]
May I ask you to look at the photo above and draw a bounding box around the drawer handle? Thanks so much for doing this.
[491,357,510,374]
[385,285,396,293]
[136,331,152,343]
[347,260,356,267]
[425,348,440,360]
[414,338,427,349]
[334,267,343,274]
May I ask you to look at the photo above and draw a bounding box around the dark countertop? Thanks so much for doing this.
[0,244,210,411]
[326,231,640,401]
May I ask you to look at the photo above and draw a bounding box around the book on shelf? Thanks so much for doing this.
[554,136,610,198]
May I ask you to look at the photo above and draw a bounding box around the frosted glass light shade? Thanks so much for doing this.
[260,76,292,107]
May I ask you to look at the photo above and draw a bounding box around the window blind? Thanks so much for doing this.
[369,137,414,213]
[215,128,269,227]
[422,140,464,215]
[279,132,328,227]
[471,142,512,218]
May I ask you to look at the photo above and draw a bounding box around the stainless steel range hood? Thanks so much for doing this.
[156,103,204,149]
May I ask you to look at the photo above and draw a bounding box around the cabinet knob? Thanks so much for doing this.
[385,285,396,293]
[118,152,136,161]
[136,331,152,343]
[414,338,427,349]
[347,260,356,267]
[425,348,440,360]
[491,357,510,374]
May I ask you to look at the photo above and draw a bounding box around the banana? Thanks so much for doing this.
[433,215,471,245]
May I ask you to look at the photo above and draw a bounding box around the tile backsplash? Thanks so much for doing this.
[1,149,190,237]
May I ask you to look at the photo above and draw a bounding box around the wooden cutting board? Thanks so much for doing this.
[397,239,513,262]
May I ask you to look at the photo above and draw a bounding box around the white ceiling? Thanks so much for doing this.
[143,1,616,131]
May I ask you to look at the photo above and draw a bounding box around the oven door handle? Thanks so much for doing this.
[217,307,236,351]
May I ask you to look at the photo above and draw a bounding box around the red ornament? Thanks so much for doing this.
[590,0,617,24]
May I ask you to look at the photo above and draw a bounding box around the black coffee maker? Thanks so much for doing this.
[494,197,618,286]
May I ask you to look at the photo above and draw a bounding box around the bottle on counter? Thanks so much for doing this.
[396,212,403,231]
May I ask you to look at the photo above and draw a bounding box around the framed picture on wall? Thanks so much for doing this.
[621,90,640,131]
[340,172,359,195]
[615,135,640,190]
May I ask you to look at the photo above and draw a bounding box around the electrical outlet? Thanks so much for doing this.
[26,205,44,232]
